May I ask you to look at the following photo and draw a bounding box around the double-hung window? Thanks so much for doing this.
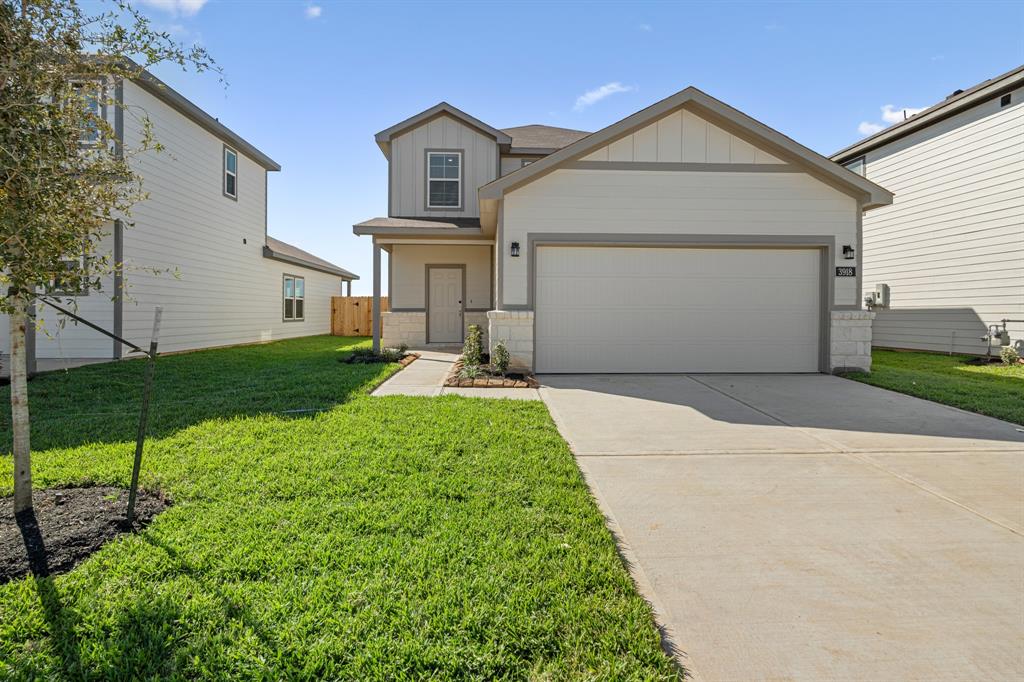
[283,275,304,321]
[72,82,102,145]
[48,253,89,296]
[224,146,238,199]
[427,151,461,208]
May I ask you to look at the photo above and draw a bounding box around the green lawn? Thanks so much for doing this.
[0,336,677,680]
[848,349,1024,425]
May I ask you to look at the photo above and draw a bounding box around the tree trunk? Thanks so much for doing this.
[10,291,32,514]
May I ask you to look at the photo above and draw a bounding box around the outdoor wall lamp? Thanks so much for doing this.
[842,245,856,260]
[510,241,520,257]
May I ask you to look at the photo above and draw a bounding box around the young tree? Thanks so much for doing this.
[0,0,216,515]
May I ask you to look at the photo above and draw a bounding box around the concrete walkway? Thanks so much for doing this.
[371,349,540,399]
[539,374,1024,682]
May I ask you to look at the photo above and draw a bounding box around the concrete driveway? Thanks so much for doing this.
[539,374,1024,682]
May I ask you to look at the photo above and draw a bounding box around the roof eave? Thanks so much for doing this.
[262,245,358,279]
[831,64,1024,161]
[375,102,512,147]
[353,224,484,237]
[131,68,281,172]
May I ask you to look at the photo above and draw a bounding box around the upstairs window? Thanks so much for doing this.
[283,275,304,321]
[224,146,238,199]
[844,156,866,177]
[72,82,102,145]
[427,151,461,208]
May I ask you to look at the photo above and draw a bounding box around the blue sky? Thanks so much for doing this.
[128,0,1022,294]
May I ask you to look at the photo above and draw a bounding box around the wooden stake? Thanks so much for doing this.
[127,306,161,524]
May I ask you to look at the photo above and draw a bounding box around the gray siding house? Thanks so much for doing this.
[832,65,1023,356]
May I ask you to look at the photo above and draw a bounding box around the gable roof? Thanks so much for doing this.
[480,87,893,210]
[263,236,358,279]
[132,67,281,172]
[831,63,1024,162]
[375,102,512,158]
[500,125,590,153]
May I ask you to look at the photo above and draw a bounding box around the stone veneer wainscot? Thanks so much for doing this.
[830,310,875,373]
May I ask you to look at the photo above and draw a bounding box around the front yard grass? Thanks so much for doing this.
[849,349,1024,425]
[0,336,677,680]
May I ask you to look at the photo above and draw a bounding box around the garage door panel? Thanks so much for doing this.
[535,247,822,373]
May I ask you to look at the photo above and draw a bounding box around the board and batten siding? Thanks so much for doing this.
[581,109,786,164]
[389,244,491,310]
[860,85,1024,354]
[501,167,859,307]
[389,114,498,218]
[118,80,340,354]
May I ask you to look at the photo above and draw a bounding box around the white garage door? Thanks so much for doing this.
[535,246,822,373]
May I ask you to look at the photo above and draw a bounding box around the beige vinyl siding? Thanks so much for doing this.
[861,85,1024,354]
[501,167,858,306]
[389,244,491,310]
[390,114,498,218]
[581,109,786,164]
[118,80,340,354]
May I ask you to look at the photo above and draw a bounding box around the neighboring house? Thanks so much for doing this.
[354,89,892,373]
[1,69,357,366]
[832,65,1023,356]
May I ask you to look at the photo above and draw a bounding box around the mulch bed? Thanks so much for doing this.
[345,352,420,366]
[0,486,169,584]
[443,356,539,389]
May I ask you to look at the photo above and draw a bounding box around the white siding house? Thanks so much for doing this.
[355,91,892,374]
[832,65,1024,355]
[2,70,357,368]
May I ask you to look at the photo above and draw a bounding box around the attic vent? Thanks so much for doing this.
[1000,93,1012,107]
[946,89,964,99]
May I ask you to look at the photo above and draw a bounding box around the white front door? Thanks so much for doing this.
[428,267,463,343]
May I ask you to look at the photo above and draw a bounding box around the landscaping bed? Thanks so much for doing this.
[443,355,539,388]
[0,486,168,583]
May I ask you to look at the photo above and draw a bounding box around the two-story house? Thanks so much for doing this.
[2,68,357,370]
[354,89,892,374]
[831,64,1023,356]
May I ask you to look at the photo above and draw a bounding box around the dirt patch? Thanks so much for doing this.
[0,486,169,584]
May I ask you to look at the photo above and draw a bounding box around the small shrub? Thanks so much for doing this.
[463,325,483,365]
[459,363,485,379]
[345,344,408,364]
[491,340,510,375]
[1000,346,1020,365]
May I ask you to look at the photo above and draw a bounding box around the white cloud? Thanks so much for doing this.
[638,23,653,32]
[574,82,634,111]
[305,4,322,18]
[137,0,207,17]
[880,104,925,124]
[857,103,926,137]
[858,121,885,136]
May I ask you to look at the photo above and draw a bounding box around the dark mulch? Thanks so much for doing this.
[0,486,169,584]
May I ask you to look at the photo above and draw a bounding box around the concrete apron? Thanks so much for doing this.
[539,373,1024,682]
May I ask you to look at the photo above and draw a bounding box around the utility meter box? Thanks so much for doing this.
[874,283,890,308]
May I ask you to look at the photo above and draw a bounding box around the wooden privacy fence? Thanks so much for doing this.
[331,296,389,336]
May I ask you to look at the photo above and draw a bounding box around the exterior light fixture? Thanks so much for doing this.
[842,245,855,260]
[510,241,520,257]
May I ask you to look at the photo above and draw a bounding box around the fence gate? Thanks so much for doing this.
[331,296,389,336]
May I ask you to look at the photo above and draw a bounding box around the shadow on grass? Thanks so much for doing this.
[0,336,394,452]
[16,509,83,678]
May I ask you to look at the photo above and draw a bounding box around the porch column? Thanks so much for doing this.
[346,280,352,296]
[372,241,381,352]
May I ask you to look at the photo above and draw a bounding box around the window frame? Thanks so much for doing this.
[843,155,866,177]
[46,253,90,297]
[223,145,238,200]
[282,274,305,322]
[424,149,464,211]
[71,80,105,147]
